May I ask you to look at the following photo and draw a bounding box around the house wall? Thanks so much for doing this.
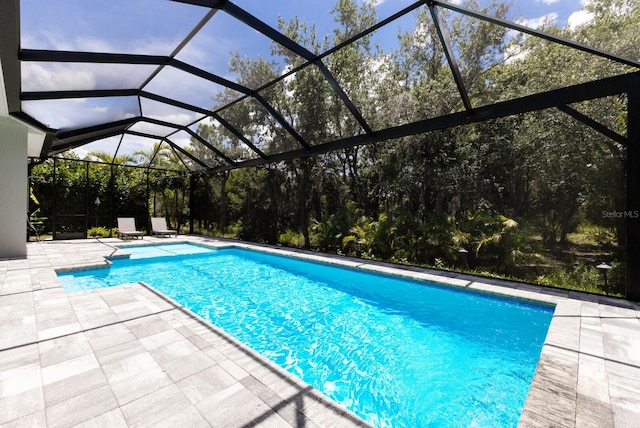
[0,116,27,258]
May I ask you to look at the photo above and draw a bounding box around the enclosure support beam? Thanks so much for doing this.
[428,2,473,113]
[557,105,628,147]
[189,175,198,234]
[84,161,89,238]
[627,85,640,300]
[52,158,57,240]
[146,170,151,231]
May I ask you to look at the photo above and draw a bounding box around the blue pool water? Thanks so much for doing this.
[58,244,554,427]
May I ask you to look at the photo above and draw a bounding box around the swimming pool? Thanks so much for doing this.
[58,243,554,427]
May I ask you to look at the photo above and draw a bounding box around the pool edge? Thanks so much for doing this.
[9,235,638,427]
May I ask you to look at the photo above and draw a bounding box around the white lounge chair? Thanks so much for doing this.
[151,217,177,238]
[117,217,144,239]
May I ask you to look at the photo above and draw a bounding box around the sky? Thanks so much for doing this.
[19,0,597,161]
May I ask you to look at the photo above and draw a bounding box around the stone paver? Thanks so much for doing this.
[0,236,639,427]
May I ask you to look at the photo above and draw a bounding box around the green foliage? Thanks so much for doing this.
[341,213,383,259]
[29,0,635,297]
[458,212,523,273]
[228,220,243,238]
[571,224,617,247]
[278,229,305,248]
[311,214,345,252]
[87,227,112,238]
[535,262,614,295]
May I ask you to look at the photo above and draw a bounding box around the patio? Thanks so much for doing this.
[1,236,639,427]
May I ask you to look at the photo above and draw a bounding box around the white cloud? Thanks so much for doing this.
[564,0,601,29]
[116,135,159,158]
[567,10,595,29]
[143,66,223,110]
[139,98,204,126]
[39,32,76,51]
[538,0,560,4]
[131,37,182,57]
[71,148,90,158]
[22,99,87,129]
[21,63,95,92]
[25,30,115,53]
[516,13,558,29]
[21,97,138,130]
[74,134,161,161]
[167,133,192,149]
[503,43,529,64]
[69,136,122,159]
[76,37,116,53]
[26,23,180,57]
[22,62,155,92]
[129,122,177,137]
[148,113,197,126]
[90,106,109,114]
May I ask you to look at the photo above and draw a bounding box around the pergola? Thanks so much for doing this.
[1,0,639,298]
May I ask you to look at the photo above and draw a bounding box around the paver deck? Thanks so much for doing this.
[1,235,639,427]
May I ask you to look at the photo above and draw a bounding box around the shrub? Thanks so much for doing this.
[87,227,112,238]
[278,229,305,248]
[535,261,622,295]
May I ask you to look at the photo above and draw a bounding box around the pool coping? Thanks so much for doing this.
[1,235,639,427]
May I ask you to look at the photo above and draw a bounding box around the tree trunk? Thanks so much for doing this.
[312,187,322,222]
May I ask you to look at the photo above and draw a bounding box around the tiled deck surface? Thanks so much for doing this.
[1,236,639,427]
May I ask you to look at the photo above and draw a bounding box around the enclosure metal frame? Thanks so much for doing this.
[38,157,189,241]
[2,0,640,298]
